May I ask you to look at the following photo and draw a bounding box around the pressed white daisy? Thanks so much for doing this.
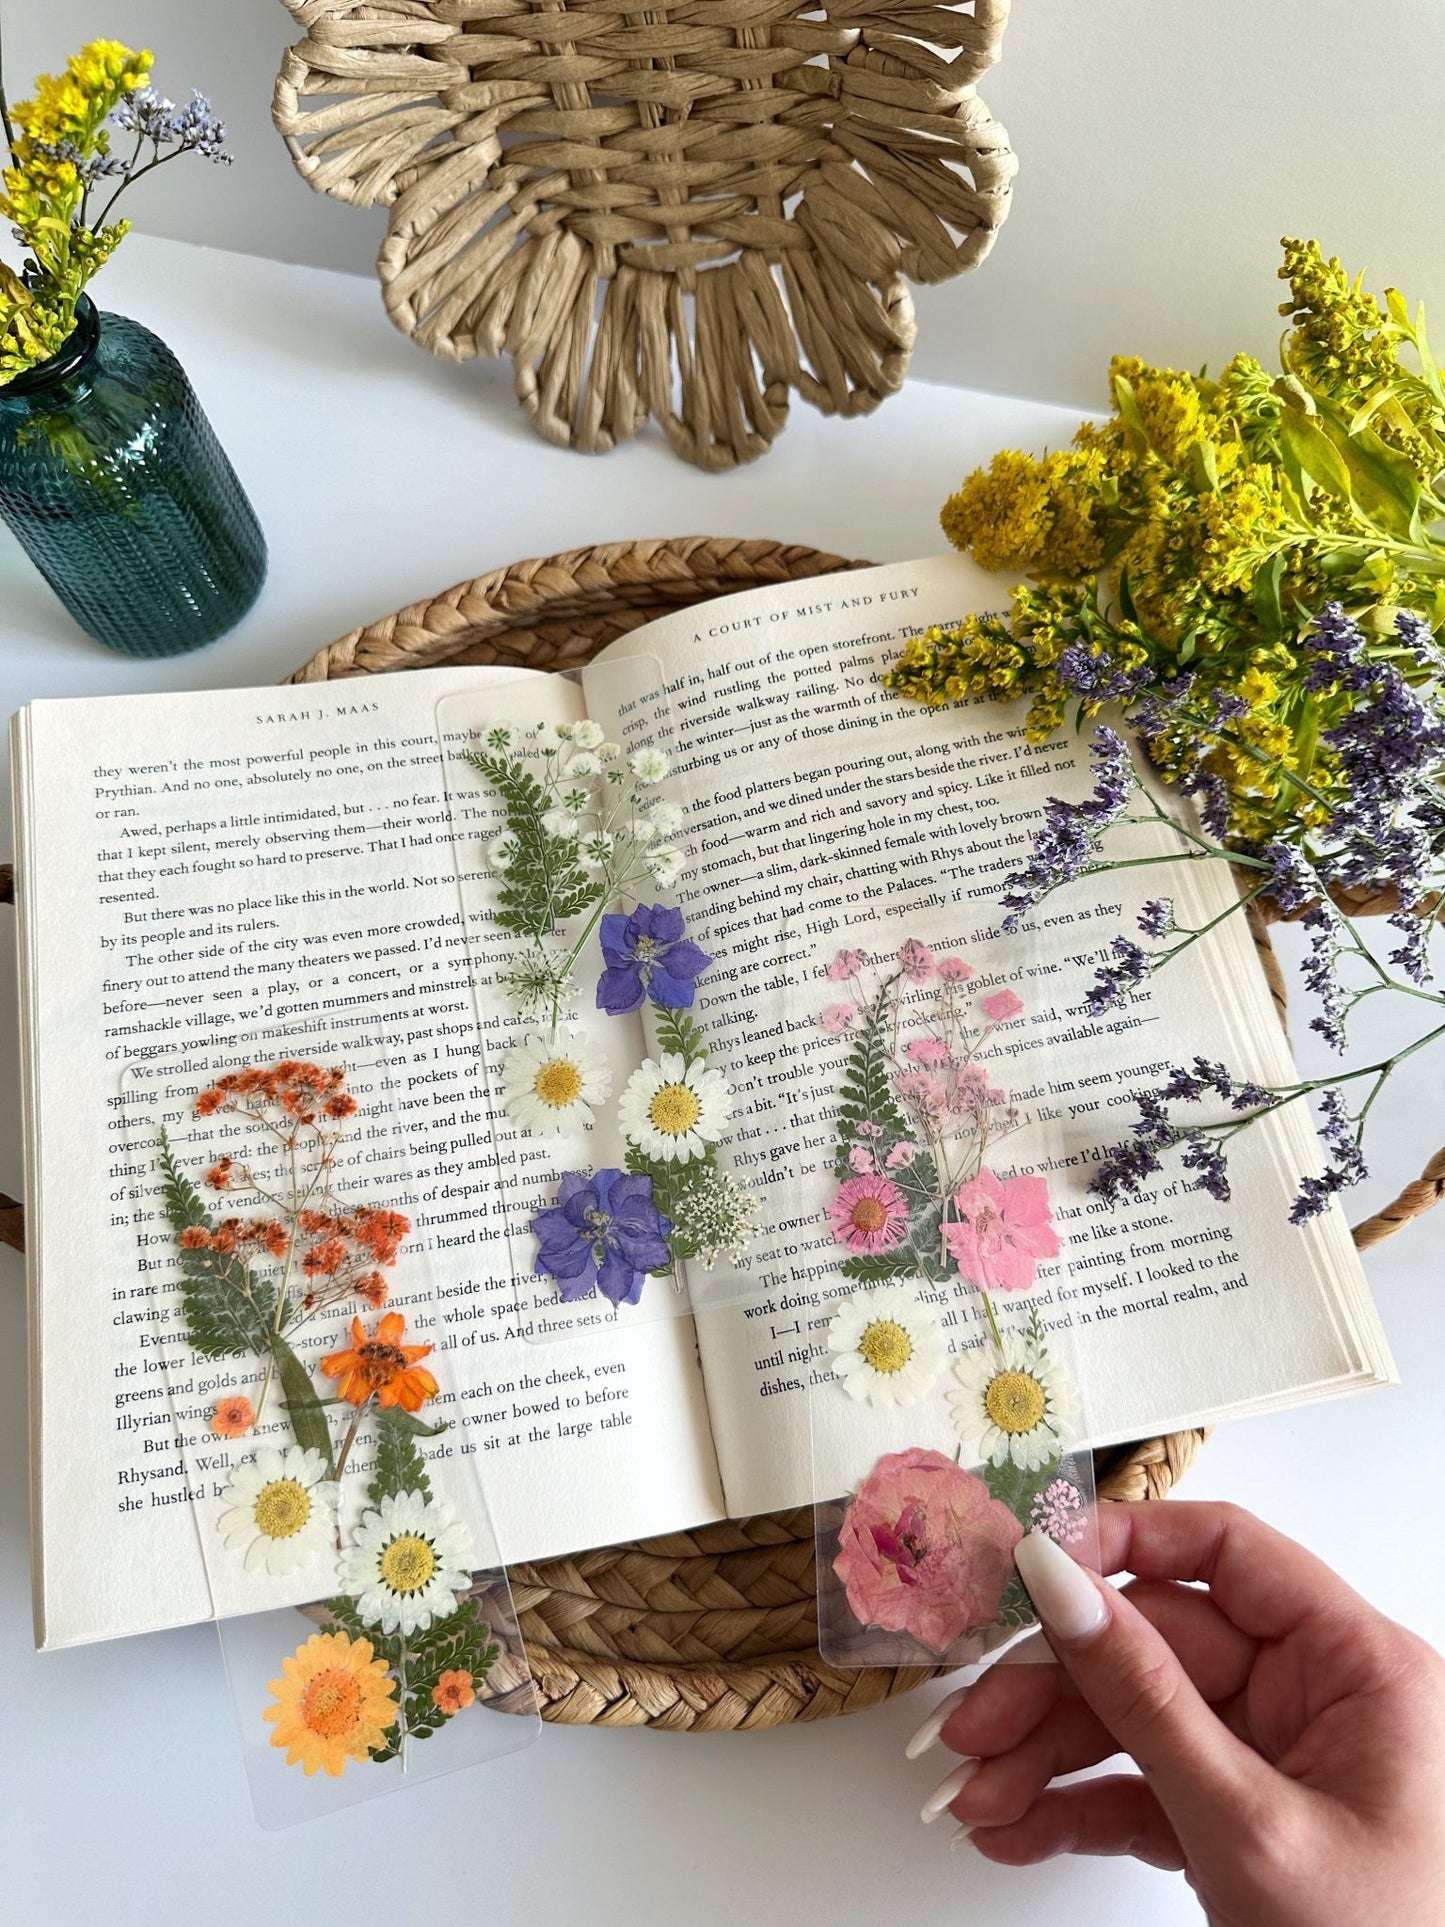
[578,829,615,871]
[571,720,605,750]
[645,798,684,836]
[949,1336,1079,1471]
[618,1053,731,1163]
[645,844,686,888]
[487,832,519,870]
[630,745,670,783]
[217,1445,339,1576]
[541,808,580,840]
[341,1489,476,1637]
[501,1030,611,1133]
[826,1285,946,1408]
[565,751,602,778]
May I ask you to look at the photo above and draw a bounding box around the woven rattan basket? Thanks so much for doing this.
[271,0,1015,470]
[5,535,1441,1730]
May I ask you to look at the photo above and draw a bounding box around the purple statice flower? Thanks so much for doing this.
[1304,601,1375,695]
[1137,898,1173,939]
[1001,726,1137,930]
[531,1168,671,1306]
[1090,1060,1277,1207]
[1090,1134,1165,1204]
[1130,672,1196,740]
[1300,907,1349,1051]
[1179,1132,1230,1201]
[1083,936,1151,1014]
[1290,1088,1368,1223]
[1387,907,1432,985]
[596,903,712,1014]
[114,88,233,164]
[1262,840,1315,916]
[1055,641,1153,707]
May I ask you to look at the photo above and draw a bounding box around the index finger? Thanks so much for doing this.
[1092,1500,1374,1642]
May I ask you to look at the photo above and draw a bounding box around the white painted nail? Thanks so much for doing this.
[921,1757,978,1823]
[1014,1529,1109,1644]
[950,1824,976,1851]
[905,1684,969,1760]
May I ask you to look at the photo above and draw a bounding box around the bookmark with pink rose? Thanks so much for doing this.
[808,934,1100,1667]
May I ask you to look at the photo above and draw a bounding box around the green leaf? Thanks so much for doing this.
[833,1001,911,1181]
[466,750,602,940]
[158,1130,278,1360]
[1110,371,1149,452]
[272,1336,336,1477]
[983,1453,1060,1520]
[379,1408,449,1441]
[1251,553,1286,645]
[653,1006,708,1065]
[994,1570,1038,1632]
[1279,408,1353,503]
[369,1406,434,1507]
[1187,436,1220,495]
[838,1251,918,1283]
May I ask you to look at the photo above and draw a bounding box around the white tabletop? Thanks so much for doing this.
[3,236,1441,1924]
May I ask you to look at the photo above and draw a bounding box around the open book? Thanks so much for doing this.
[13,555,1395,1649]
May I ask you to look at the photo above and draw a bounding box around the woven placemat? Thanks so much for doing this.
[4,534,1440,1729]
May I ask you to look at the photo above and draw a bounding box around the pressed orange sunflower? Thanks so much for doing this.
[264,1629,397,1776]
[319,1310,438,1413]
[432,1668,475,1715]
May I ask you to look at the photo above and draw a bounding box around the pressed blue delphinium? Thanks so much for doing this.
[596,903,712,1015]
[531,1168,671,1306]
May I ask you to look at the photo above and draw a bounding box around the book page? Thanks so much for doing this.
[16,665,724,1649]
[583,556,1394,1518]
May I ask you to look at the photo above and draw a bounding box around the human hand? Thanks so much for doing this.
[906,1500,1445,1924]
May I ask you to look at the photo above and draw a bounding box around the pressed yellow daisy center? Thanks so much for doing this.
[253,1478,312,1540]
[649,1083,701,1135]
[984,1370,1048,1434]
[379,1533,437,1594]
[858,1318,913,1375]
[534,1059,583,1107]
[300,1667,362,1739]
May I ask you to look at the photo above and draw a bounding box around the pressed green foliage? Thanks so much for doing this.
[369,1407,434,1508]
[466,750,601,938]
[159,1130,277,1358]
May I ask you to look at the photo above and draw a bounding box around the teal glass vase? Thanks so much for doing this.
[0,298,266,656]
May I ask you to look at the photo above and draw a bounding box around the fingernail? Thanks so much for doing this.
[905,1684,969,1760]
[950,1824,975,1851]
[921,1757,978,1823]
[1014,1529,1109,1643]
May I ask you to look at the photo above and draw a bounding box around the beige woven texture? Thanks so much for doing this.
[272,0,1015,468]
[5,535,1440,1729]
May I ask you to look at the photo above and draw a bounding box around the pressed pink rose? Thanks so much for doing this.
[936,956,975,983]
[884,1142,917,1170]
[898,939,935,984]
[827,1174,909,1254]
[820,1002,858,1035]
[833,1448,1023,1652]
[981,988,1024,1023]
[905,1037,950,1066]
[942,1167,1061,1293]
[827,949,867,983]
[848,1144,874,1175]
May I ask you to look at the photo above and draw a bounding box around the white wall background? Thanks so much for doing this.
[5,0,1445,410]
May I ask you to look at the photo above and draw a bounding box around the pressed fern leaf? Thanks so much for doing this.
[158,1130,277,1359]
[467,750,602,938]
[833,1004,911,1181]
[369,1407,434,1507]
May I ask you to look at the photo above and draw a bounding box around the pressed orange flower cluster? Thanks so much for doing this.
[180,1217,289,1260]
[321,1311,438,1415]
[196,1059,357,1126]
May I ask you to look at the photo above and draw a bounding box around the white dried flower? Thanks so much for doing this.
[541,809,580,840]
[488,832,520,870]
[571,721,605,749]
[645,844,686,887]
[630,746,670,784]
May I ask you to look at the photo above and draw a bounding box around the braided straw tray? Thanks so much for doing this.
[272,0,1015,470]
[5,535,1440,1729]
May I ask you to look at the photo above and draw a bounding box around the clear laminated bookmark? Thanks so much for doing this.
[118,1026,540,1827]
[793,921,1101,1669]
[435,654,769,1343]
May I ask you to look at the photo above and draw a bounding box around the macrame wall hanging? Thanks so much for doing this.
[273,0,1015,469]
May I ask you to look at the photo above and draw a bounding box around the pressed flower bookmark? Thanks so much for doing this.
[121,1031,539,1826]
[805,934,1101,1668]
[435,668,765,1345]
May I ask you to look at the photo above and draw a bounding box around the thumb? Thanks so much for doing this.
[1014,1529,1271,1845]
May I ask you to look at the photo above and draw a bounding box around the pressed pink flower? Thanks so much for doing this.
[848,1144,874,1175]
[981,988,1024,1023]
[855,1120,882,1140]
[885,1142,917,1170]
[833,1448,1022,1652]
[942,1168,1061,1293]
[820,1002,858,1035]
[936,956,974,983]
[898,939,935,984]
[897,1071,948,1118]
[906,1037,950,1066]
[827,949,867,983]
[827,1174,909,1254]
